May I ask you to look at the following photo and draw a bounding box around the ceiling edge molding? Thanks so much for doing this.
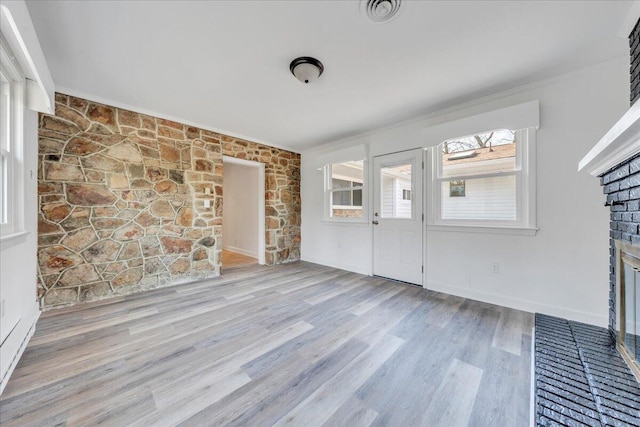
[618,1,640,38]
[302,55,628,154]
[55,86,299,154]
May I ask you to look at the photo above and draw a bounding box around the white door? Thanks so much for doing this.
[373,149,423,285]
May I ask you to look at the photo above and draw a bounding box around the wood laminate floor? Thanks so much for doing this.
[222,249,258,269]
[0,261,533,426]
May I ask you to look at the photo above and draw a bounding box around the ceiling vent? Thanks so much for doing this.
[362,0,401,23]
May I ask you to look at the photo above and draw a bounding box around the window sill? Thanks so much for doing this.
[321,219,370,227]
[0,230,30,249]
[427,224,538,236]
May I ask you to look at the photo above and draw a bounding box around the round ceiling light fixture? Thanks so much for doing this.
[362,0,401,23]
[289,57,324,84]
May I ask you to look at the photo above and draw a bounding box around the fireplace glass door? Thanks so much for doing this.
[617,240,640,378]
[623,260,640,362]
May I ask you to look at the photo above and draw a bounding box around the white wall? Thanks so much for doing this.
[0,0,53,394]
[301,57,629,327]
[223,162,259,258]
[0,109,40,393]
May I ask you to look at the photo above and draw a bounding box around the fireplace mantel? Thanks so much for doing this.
[579,101,640,176]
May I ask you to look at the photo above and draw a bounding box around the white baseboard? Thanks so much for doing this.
[294,257,607,327]
[427,280,608,327]
[530,327,536,427]
[0,307,40,395]
[300,256,371,276]
[223,245,258,259]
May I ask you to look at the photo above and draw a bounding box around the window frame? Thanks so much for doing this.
[323,160,368,223]
[330,178,362,209]
[426,127,537,235]
[0,35,25,239]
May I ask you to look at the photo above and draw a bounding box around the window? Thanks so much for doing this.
[1,71,9,227]
[324,160,366,220]
[428,127,536,232]
[0,37,24,237]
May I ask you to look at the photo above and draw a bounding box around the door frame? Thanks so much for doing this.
[370,148,425,286]
[222,155,266,265]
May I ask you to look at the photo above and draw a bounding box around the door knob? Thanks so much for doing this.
[372,220,379,225]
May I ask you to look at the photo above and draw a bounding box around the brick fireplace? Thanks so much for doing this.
[532,19,640,426]
[601,154,640,336]
[534,102,640,427]
[597,18,640,372]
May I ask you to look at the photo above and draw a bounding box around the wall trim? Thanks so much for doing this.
[301,256,371,276]
[0,2,54,113]
[299,258,608,327]
[0,307,40,395]
[223,245,258,260]
[618,1,640,38]
[426,279,608,328]
[303,56,627,155]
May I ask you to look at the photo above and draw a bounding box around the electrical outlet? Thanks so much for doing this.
[204,199,211,208]
[492,263,499,273]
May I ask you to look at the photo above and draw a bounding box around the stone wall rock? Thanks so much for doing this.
[37,93,301,308]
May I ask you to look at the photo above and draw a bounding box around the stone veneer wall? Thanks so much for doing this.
[37,93,300,308]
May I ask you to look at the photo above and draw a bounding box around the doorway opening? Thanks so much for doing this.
[222,156,265,269]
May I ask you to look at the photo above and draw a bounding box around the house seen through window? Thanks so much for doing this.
[440,129,518,221]
[380,162,413,219]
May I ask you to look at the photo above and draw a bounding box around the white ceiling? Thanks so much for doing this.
[26,0,633,152]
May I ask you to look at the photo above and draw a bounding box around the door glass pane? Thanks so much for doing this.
[380,162,412,219]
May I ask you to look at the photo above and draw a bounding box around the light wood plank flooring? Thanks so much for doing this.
[0,261,533,426]
[222,249,258,269]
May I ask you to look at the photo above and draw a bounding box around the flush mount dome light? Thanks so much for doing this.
[362,0,401,23]
[289,57,324,84]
